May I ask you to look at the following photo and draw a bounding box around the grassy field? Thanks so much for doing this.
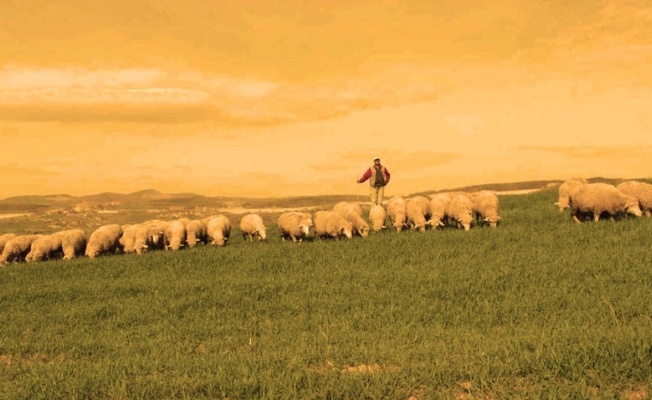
[1,188,651,399]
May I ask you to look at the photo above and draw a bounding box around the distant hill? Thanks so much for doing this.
[0,178,648,214]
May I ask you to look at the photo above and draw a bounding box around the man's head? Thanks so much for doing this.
[373,157,380,165]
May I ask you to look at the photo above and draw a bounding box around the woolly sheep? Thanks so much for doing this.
[26,234,63,262]
[406,196,431,220]
[428,193,451,229]
[471,190,501,228]
[445,194,474,231]
[85,224,123,258]
[368,205,387,232]
[206,215,232,246]
[277,212,313,242]
[556,178,588,212]
[239,213,267,242]
[57,229,87,260]
[0,233,16,254]
[386,196,408,232]
[314,211,353,240]
[1,234,42,264]
[569,183,642,223]
[405,198,429,232]
[164,220,187,251]
[616,180,652,217]
[186,219,208,247]
[119,224,140,253]
[333,201,363,218]
[134,224,162,255]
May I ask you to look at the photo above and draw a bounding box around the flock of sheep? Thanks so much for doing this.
[1,179,650,264]
[0,190,502,264]
[556,179,652,222]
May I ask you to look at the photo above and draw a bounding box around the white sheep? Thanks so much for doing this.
[186,219,208,247]
[26,234,63,262]
[428,193,451,229]
[314,211,353,240]
[239,213,267,242]
[134,224,162,255]
[556,178,588,212]
[368,205,387,232]
[445,194,475,231]
[333,201,363,218]
[119,224,139,253]
[206,215,232,246]
[405,198,429,232]
[1,234,43,264]
[386,196,408,232]
[85,224,123,258]
[0,233,16,254]
[277,212,313,242]
[164,220,187,251]
[57,229,87,260]
[616,180,652,217]
[569,183,642,223]
[471,190,501,228]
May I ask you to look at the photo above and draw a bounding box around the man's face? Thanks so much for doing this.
[374,159,380,166]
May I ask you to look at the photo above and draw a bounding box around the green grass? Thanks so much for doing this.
[1,189,652,399]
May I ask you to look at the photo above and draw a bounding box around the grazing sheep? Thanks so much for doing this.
[556,178,588,212]
[1,234,43,264]
[185,219,208,247]
[277,212,313,242]
[405,198,429,232]
[428,193,451,229]
[239,213,267,242]
[386,196,408,232]
[368,205,387,232]
[164,220,187,251]
[332,201,369,237]
[26,234,63,262]
[472,190,501,227]
[119,224,140,253]
[57,229,87,260]
[314,211,353,240]
[569,183,642,223]
[616,180,652,217]
[85,224,123,259]
[333,201,363,218]
[406,196,431,220]
[134,224,162,255]
[0,233,17,254]
[445,194,475,231]
[206,215,232,246]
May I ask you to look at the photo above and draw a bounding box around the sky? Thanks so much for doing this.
[1,0,651,199]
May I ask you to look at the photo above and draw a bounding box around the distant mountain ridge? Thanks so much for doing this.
[0,178,645,213]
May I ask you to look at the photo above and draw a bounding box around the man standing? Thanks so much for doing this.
[356,157,391,205]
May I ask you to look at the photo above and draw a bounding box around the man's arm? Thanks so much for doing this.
[357,168,372,183]
[384,168,390,184]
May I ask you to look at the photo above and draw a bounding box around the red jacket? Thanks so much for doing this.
[358,165,390,187]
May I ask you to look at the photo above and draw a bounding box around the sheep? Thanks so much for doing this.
[368,205,387,232]
[239,213,267,242]
[386,196,408,232]
[428,193,451,229]
[119,224,140,253]
[333,201,363,218]
[471,190,501,227]
[57,229,87,260]
[134,224,162,255]
[277,212,313,242]
[332,203,369,237]
[0,233,16,254]
[405,198,429,232]
[185,219,208,247]
[569,183,642,223]
[616,180,652,217]
[164,220,187,251]
[445,193,475,231]
[407,196,431,220]
[206,215,232,246]
[314,211,353,240]
[26,234,63,262]
[556,178,588,212]
[1,234,43,264]
[85,224,123,258]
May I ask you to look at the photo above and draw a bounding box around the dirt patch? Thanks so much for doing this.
[0,213,32,220]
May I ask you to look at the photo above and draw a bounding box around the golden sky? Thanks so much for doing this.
[1,0,651,198]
